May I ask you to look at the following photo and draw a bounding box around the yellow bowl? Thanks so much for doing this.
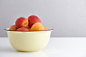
[5,28,53,52]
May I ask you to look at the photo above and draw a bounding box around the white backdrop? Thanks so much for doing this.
[0,0,86,37]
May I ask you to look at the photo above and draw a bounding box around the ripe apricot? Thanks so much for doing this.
[28,15,41,28]
[17,28,29,31]
[9,25,17,30]
[15,17,28,28]
[44,27,48,30]
[31,23,45,31]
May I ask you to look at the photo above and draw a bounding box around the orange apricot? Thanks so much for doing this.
[9,25,17,30]
[44,27,48,30]
[31,23,45,31]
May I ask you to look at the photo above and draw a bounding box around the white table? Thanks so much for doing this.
[0,37,86,57]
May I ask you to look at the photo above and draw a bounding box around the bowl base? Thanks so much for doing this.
[17,50,42,52]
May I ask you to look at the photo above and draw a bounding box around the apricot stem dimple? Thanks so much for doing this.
[24,22,27,25]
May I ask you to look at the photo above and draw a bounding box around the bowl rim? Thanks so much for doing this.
[4,28,53,32]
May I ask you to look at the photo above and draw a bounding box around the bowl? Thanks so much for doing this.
[5,28,53,52]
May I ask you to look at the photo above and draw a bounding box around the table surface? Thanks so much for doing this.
[0,37,86,57]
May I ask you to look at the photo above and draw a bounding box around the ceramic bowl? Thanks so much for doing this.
[5,28,53,52]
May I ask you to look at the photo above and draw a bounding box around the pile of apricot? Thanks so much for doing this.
[9,15,48,31]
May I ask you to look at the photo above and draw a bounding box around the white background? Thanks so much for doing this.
[0,0,86,37]
[1,37,86,57]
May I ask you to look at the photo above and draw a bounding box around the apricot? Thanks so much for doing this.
[17,28,29,31]
[28,15,41,28]
[15,17,28,28]
[31,23,45,31]
[28,28,31,31]
[44,27,48,30]
[9,25,17,30]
